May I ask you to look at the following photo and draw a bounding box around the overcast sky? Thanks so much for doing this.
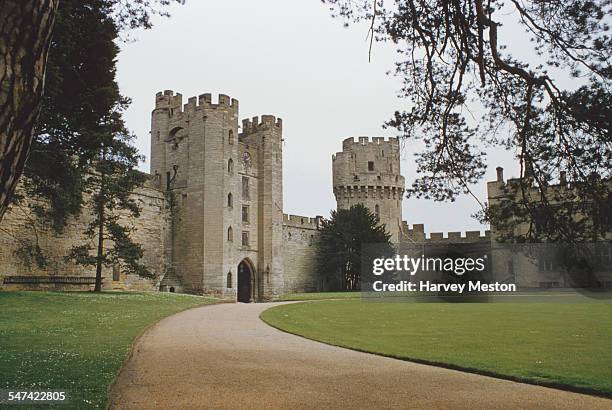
[117,0,524,235]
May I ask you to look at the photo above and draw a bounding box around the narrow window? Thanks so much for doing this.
[227,193,233,208]
[242,205,249,223]
[242,231,250,247]
[227,271,233,288]
[538,258,554,272]
[228,158,234,174]
[112,265,120,281]
[375,204,380,219]
[242,176,250,200]
[368,161,374,171]
[227,226,233,242]
[228,130,234,145]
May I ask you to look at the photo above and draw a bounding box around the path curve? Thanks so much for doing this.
[109,302,611,409]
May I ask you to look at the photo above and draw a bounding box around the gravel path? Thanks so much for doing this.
[109,302,612,409]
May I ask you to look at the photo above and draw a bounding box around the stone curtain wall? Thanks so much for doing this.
[0,179,169,291]
[282,214,321,293]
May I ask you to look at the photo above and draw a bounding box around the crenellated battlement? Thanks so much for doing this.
[333,184,405,199]
[341,136,400,151]
[242,115,283,133]
[425,230,491,242]
[401,222,491,244]
[154,90,238,114]
[282,214,322,229]
[155,90,183,110]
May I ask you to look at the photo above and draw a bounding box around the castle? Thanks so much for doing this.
[148,91,409,300]
[1,90,610,297]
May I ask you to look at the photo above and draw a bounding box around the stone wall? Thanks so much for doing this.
[486,167,612,288]
[0,179,169,291]
[282,214,322,293]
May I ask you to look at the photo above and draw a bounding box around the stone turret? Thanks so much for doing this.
[332,136,405,242]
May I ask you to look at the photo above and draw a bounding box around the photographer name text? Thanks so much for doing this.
[371,280,516,293]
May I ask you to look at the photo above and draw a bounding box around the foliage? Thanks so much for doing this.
[66,104,151,291]
[322,0,611,242]
[24,0,118,232]
[0,291,219,409]
[478,181,612,242]
[316,204,393,291]
[24,0,183,232]
[17,0,179,287]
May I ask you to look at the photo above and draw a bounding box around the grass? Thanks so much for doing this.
[279,291,361,301]
[261,297,612,395]
[0,291,219,409]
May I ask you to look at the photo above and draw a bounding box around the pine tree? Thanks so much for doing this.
[67,104,151,292]
[24,0,121,231]
[0,0,184,224]
[317,204,393,291]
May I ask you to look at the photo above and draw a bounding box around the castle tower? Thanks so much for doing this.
[240,116,285,300]
[332,137,405,242]
[151,90,284,300]
[151,90,241,295]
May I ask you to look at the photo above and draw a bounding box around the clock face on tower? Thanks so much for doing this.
[242,151,252,169]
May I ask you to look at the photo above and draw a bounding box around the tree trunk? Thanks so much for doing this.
[94,207,104,292]
[0,0,59,223]
[94,169,106,292]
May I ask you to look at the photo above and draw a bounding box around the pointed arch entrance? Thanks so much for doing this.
[238,259,254,303]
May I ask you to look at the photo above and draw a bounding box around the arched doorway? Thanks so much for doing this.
[238,259,253,303]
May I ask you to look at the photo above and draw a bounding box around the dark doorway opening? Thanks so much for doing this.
[238,260,253,303]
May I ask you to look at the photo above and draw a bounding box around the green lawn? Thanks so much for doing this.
[261,298,612,395]
[279,291,361,301]
[0,291,219,409]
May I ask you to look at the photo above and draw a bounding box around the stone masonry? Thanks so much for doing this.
[0,179,169,292]
[1,90,609,297]
[333,137,405,243]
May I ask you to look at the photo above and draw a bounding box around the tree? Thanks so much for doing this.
[0,0,59,223]
[23,0,123,232]
[67,106,151,292]
[317,204,393,291]
[0,0,185,224]
[322,0,611,242]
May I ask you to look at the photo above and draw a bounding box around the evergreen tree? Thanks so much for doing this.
[0,0,58,222]
[67,105,151,292]
[24,0,121,231]
[0,0,184,224]
[317,204,393,291]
